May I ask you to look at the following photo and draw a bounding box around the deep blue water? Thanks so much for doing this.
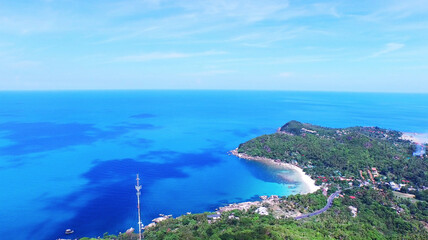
[0,91,427,240]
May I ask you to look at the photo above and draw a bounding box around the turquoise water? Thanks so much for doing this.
[0,91,427,239]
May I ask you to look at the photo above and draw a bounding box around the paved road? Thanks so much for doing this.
[295,191,341,220]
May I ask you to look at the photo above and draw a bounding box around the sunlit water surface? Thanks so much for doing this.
[0,91,427,239]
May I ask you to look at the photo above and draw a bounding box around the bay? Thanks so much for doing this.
[0,90,427,239]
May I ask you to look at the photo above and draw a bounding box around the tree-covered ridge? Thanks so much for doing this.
[80,121,428,240]
[238,121,427,188]
[279,120,403,141]
[81,188,428,240]
[140,188,427,240]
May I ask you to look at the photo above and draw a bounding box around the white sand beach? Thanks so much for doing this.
[230,149,320,194]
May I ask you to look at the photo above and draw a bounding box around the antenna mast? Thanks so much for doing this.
[135,174,142,240]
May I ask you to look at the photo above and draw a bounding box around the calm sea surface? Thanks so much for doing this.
[0,91,427,239]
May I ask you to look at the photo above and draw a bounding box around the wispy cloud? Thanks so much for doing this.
[177,0,290,23]
[268,56,332,64]
[279,72,293,78]
[9,60,41,68]
[229,26,308,47]
[115,50,227,62]
[388,21,428,31]
[104,0,162,17]
[383,0,428,18]
[95,26,160,44]
[1,0,427,92]
[183,70,235,77]
[353,0,428,22]
[371,43,405,58]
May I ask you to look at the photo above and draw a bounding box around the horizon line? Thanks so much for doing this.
[0,89,427,94]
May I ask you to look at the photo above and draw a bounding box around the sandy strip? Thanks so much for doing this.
[400,132,428,144]
[230,149,320,194]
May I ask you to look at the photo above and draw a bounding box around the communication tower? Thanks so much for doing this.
[135,174,142,240]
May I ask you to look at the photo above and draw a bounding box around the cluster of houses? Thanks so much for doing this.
[205,195,281,223]
[206,212,241,223]
[386,180,416,192]
[356,167,420,192]
[335,129,350,136]
[317,166,424,194]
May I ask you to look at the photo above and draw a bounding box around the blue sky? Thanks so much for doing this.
[0,0,427,92]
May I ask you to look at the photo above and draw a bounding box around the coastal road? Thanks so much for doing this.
[295,191,341,220]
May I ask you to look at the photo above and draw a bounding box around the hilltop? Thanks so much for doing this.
[139,121,428,240]
[81,121,428,240]
[238,121,427,189]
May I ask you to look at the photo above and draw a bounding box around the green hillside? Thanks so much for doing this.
[81,121,428,240]
[238,121,427,188]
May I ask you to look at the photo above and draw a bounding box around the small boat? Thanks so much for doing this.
[65,229,74,235]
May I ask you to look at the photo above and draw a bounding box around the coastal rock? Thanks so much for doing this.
[269,195,279,200]
[125,227,134,234]
[144,223,156,230]
[152,215,170,223]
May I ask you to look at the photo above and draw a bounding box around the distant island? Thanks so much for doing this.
[82,121,428,240]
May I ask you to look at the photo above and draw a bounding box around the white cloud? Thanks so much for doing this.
[371,43,404,57]
[177,0,290,23]
[115,50,227,62]
[354,0,428,22]
[105,0,162,16]
[229,26,308,47]
[268,56,332,64]
[384,0,428,18]
[184,70,235,77]
[279,72,292,78]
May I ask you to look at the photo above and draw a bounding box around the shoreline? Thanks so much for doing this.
[230,149,320,195]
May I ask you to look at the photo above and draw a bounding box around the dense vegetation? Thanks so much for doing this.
[80,121,427,239]
[81,187,428,239]
[239,121,427,187]
[139,188,427,240]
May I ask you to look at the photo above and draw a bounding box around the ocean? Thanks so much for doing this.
[0,90,427,240]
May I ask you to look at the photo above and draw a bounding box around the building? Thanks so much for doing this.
[389,182,401,191]
[207,214,221,220]
[371,167,379,177]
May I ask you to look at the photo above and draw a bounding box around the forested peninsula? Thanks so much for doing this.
[82,121,428,240]
[238,120,427,189]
